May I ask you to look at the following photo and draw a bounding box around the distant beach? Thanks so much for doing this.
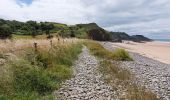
[110,41,170,64]
[154,39,170,42]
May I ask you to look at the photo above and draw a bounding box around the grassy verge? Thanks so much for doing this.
[0,40,82,100]
[100,60,158,100]
[84,40,132,61]
[85,40,159,100]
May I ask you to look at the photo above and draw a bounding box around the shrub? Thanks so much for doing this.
[0,24,12,39]
[112,48,133,61]
[11,60,56,95]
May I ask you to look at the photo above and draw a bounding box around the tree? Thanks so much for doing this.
[40,22,54,38]
[0,24,12,39]
[26,21,38,37]
[69,27,75,37]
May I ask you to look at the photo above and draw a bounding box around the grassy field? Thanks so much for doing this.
[0,39,159,100]
[12,34,50,39]
[0,38,82,100]
[85,40,159,100]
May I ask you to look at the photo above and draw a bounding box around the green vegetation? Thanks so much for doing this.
[84,40,132,61]
[12,34,47,39]
[0,19,151,42]
[0,24,12,39]
[0,42,82,99]
[113,48,133,61]
[85,41,158,100]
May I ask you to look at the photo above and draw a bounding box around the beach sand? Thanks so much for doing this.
[111,41,170,64]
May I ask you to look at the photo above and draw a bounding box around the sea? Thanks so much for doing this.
[154,39,170,42]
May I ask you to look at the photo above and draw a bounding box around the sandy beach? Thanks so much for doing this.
[111,41,170,64]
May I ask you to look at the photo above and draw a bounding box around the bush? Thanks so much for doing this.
[112,48,133,61]
[11,60,57,94]
[0,24,12,39]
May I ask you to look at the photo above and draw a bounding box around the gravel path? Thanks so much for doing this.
[54,46,116,100]
[100,42,170,100]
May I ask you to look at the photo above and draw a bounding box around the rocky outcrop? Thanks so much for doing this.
[131,35,152,42]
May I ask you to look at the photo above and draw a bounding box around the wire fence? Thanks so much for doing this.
[0,38,79,54]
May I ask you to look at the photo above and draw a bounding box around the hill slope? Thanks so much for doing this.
[0,19,151,42]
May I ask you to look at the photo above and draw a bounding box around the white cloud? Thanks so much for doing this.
[0,0,170,38]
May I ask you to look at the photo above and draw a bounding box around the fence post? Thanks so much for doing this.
[58,37,60,42]
[34,42,38,52]
[50,40,53,48]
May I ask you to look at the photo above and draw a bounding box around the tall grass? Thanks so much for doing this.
[0,38,82,99]
[99,60,159,100]
[85,40,158,100]
[84,40,132,61]
[100,60,131,81]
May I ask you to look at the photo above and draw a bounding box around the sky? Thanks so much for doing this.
[0,0,170,39]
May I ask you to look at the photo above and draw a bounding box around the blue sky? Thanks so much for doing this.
[18,0,33,5]
[0,0,170,39]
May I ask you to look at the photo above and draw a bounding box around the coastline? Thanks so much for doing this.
[100,41,170,99]
[110,41,170,64]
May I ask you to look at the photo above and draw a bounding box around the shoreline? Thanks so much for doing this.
[109,41,170,64]
[100,42,170,99]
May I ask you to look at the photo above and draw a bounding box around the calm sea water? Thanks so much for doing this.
[154,39,170,42]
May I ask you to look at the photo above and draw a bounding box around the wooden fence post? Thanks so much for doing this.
[34,42,38,52]
[50,40,53,48]
[58,37,60,42]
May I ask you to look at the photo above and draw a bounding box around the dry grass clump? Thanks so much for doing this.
[99,60,159,100]
[100,60,131,81]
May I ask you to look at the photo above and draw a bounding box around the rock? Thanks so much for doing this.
[0,58,6,65]
[54,46,116,99]
[100,41,170,100]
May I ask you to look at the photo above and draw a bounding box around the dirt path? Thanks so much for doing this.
[53,46,116,100]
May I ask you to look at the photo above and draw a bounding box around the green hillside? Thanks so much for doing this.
[0,19,151,42]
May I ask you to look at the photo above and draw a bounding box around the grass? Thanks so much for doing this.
[0,38,79,53]
[99,60,159,100]
[113,48,133,61]
[0,38,82,99]
[84,40,132,61]
[100,60,131,81]
[84,40,159,100]
[12,34,47,39]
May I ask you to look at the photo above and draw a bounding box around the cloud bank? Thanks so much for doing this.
[0,0,170,39]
